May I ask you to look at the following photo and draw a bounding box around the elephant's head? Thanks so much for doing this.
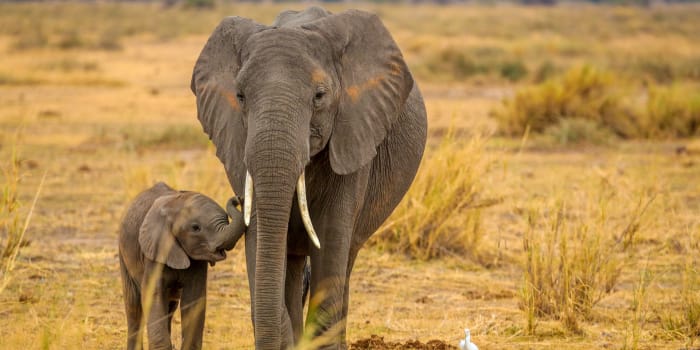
[139,192,246,269]
[191,7,413,347]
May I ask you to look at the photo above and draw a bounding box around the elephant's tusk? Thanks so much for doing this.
[297,171,321,249]
[244,171,253,227]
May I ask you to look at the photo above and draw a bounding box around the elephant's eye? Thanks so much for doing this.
[191,223,201,232]
[236,92,245,105]
[313,88,326,108]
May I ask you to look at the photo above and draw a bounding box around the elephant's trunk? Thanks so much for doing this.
[247,110,306,349]
[212,214,245,253]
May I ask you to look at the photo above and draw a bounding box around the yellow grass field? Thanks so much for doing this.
[0,3,699,349]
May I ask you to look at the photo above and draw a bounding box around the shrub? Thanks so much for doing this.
[56,30,85,50]
[500,60,528,82]
[661,261,700,345]
[534,61,558,83]
[96,28,123,51]
[11,23,48,50]
[121,124,209,151]
[372,130,499,261]
[542,117,616,146]
[493,65,630,137]
[183,0,215,9]
[520,181,657,335]
[520,199,623,334]
[419,46,500,82]
[640,85,700,138]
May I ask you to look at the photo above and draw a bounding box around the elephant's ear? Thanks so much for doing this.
[139,194,190,270]
[191,17,264,191]
[303,10,414,175]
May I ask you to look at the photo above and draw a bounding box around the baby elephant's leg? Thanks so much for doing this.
[180,262,208,350]
[142,262,174,350]
[120,255,143,350]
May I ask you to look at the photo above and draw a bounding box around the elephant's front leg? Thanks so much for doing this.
[142,263,174,350]
[306,170,367,349]
[180,262,207,350]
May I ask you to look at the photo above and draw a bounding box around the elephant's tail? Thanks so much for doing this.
[302,256,311,307]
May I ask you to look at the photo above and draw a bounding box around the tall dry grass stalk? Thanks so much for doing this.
[520,198,625,334]
[623,265,652,350]
[661,258,700,347]
[0,144,45,293]
[373,128,499,260]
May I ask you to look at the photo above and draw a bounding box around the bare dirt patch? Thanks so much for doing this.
[350,335,457,350]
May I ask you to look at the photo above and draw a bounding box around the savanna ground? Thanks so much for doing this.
[0,2,699,349]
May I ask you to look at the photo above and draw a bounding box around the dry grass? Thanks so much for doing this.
[0,3,698,350]
[520,192,635,335]
[493,66,700,141]
[0,138,45,294]
[373,129,499,261]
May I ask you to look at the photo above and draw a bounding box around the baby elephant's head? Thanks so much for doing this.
[139,192,246,269]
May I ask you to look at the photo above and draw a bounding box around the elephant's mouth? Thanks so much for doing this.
[208,249,227,267]
[243,170,321,249]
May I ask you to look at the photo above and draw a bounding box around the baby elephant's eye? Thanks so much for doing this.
[191,223,201,232]
[314,91,325,100]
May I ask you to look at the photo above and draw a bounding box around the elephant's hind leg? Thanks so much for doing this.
[119,254,143,350]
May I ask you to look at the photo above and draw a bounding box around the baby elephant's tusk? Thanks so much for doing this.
[244,171,253,227]
[297,171,321,249]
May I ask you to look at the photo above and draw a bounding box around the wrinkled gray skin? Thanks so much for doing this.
[118,182,246,350]
[191,7,427,349]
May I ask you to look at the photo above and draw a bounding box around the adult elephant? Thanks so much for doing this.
[191,7,427,349]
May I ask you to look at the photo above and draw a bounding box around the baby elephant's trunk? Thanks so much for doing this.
[212,197,246,252]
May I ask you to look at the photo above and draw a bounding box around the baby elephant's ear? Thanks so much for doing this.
[139,194,190,269]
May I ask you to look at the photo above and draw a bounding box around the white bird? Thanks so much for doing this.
[459,328,478,350]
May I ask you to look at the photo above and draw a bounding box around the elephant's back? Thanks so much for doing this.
[119,182,176,278]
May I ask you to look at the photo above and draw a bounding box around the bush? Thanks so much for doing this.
[493,65,631,137]
[371,130,499,261]
[542,118,616,146]
[500,60,528,82]
[520,200,623,334]
[183,0,215,9]
[640,85,700,138]
[418,46,507,82]
[96,28,123,51]
[11,23,48,50]
[56,30,85,50]
[661,261,700,344]
[121,124,209,152]
[494,67,700,141]
[520,182,656,335]
[534,61,558,83]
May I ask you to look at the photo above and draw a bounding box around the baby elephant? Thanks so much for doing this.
[119,182,245,350]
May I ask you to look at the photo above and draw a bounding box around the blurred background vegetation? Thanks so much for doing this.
[2,1,699,144]
[1,1,699,348]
